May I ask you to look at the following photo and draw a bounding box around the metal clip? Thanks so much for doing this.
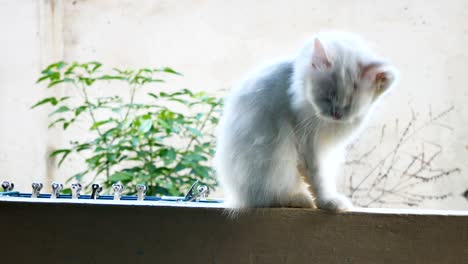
[71,183,82,199]
[1,181,14,192]
[112,183,124,200]
[91,184,102,199]
[136,184,147,201]
[51,182,63,199]
[31,182,43,198]
[197,185,209,199]
[183,181,209,202]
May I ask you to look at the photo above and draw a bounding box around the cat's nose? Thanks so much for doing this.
[332,110,343,120]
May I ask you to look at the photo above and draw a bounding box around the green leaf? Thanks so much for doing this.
[159,180,174,191]
[79,77,95,86]
[90,119,112,130]
[58,150,71,166]
[109,171,134,182]
[173,163,186,173]
[64,62,79,75]
[118,155,128,162]
[131,136,139,146]
[48,118,66,128]
[74,106,87,116]
[121,119,132,130]
[49,105,70,116]
[181,88,194,96]
[89,61,102,73]
[147,93,159,99]
[49,149,72,167]
[138,119,153,133]
[157,119,171,129]
[99,75,125,81]
[161,67,182,75]
[75,143,91,152]
[36,75,50,83]
[168,98,189,105]
[63,120,72,130]
[106,153,117,163]
[42,61,67,74]
[185,126,203,137]
[31,97,58,109]
[59,96,71,102]
[60,188,72,195]
[183,153,207,162]
[161,148,177,165]
[49,149,71,158]
[194,113,204,121]
[86,154,105,168]
[210,116,219,124]
[193,166,210,179]
[47,78,74,88]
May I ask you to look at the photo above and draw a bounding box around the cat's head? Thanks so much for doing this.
[306,37,398,123]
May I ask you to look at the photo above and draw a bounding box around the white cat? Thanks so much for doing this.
[215,32,398,211]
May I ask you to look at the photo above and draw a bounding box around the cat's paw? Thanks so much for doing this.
[315,194,353,212]
[284,192,315,208]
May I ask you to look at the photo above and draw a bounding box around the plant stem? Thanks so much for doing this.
[77,83,104,137]
[123,83,137,121]
[184,105,215,152]
[77,82,111,180]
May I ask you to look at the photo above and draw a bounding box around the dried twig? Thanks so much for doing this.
[345,106,460,208]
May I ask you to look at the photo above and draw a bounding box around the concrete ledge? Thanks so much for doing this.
[0,200,467,263]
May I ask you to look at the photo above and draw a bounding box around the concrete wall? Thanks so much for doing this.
[0,0,49,190]
[2,201,468,264]
[1,0,467,209]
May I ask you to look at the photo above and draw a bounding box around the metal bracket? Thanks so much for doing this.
[1,181,14,192]
[51,182,63,199]
[136,184,147,201]
[71,183,82,199]
[112,183,124,200]
[182,181,209,202]
[91,184,102,199]
[31,182,43,198]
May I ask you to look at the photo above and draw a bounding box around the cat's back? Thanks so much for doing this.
[217,59,295,148]
[226,59,294,114]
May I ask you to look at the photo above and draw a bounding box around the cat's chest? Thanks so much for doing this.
[314,122,356,152]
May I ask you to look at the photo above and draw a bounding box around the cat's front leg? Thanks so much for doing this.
[298,148,353,212]
[314,193,353,211]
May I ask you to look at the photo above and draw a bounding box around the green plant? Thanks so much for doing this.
[33,61,222,196]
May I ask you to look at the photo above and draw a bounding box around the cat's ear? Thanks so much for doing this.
[360,61,398,96]
[311,38,331,70]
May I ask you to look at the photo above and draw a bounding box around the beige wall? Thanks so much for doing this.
[0,0,49,189]
[1,0,467,209]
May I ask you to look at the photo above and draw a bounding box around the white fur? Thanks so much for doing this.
[215,32,398,212]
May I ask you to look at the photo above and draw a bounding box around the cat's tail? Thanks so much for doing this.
[221,204,244,219]
[220,200,263,219]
